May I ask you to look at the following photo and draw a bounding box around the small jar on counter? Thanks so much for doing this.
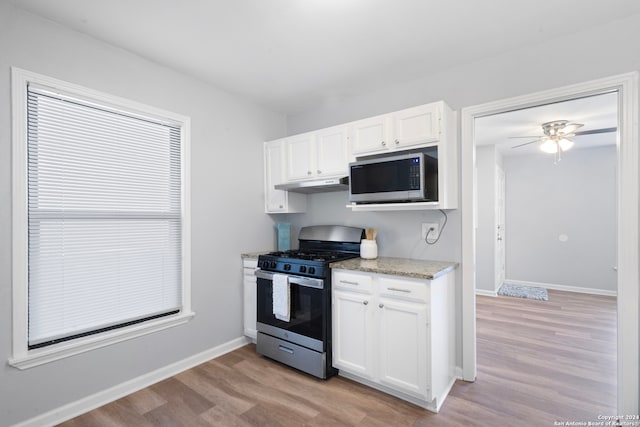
[360,239,378,259]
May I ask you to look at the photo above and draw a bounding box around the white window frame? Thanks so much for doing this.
[10,67,194,369]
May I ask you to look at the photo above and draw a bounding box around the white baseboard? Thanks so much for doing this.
[14,336,251,427]
[475,289,497,297]
[505,279,617,297]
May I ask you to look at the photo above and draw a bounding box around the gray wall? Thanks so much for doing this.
[504,147,617,292]
[0,4,285,426]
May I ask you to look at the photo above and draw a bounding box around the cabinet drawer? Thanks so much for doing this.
[243,259,258,269]
[333,271,373,294]
[378,277,428,303]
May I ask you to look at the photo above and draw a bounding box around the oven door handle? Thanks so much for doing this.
[255,269,324,289]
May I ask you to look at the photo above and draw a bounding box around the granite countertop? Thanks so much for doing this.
[241,251,271,259]
[330,257,458,280]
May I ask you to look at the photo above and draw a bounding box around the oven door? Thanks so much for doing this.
[255,270,326,352]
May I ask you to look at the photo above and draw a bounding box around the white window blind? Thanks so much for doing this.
[27,84,183,348]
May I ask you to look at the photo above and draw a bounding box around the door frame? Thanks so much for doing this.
[494,164,505,292]
[460,72,639,413]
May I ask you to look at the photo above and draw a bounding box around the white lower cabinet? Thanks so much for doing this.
[333,288,375,379]
[378,297,428,397]
[332,269,456,413]
[243,258,258,340]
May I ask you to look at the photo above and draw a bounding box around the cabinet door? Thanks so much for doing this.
[243,264,258,339]
[392,103,441,149]
[316,126,348,177]
[286,133,315,181]
[350,115,390,156]
[264,140,287,212]
[377,297,429,399]
[332,290,375,378]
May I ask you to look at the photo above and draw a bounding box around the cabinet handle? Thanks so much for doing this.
[395,139,399,145]
[387,287,411,293]
[379,303,384,308]
[317,170,322,174]
[340,280,359,286]
[363,300,369,305]
[381,141,386,146]
[279,205,283,209]
[307,171,312,175]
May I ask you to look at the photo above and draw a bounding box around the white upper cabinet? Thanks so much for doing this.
[264,139,306,213]
[351,102,448,156]
[285,126,349,181]
[285,132,316,181]
[347,101,458,210]
[263,100,457,212]
[393,103,441,149]
[350,114,391,156]
[315,125,349,177]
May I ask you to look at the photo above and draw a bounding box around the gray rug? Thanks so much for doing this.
[497,283,548,301]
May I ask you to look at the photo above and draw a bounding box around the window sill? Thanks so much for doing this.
[9,311,195,370]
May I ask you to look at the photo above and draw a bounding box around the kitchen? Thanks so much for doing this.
[0,1,639,426]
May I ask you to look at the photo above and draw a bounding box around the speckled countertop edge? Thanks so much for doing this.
[330,257,458,280]
[241,251,272,259]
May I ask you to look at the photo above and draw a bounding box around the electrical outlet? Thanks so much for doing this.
[422,222,439,239]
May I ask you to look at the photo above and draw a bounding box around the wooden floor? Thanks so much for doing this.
[60,290,617,426]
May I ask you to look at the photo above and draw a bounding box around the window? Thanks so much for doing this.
[11,68,192,368]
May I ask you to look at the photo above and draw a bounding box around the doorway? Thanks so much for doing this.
[474,92,618,296]
[460,73,639,414]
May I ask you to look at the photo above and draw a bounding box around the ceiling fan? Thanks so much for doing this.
[510,120,617,162]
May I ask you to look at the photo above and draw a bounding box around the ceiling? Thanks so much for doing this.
[475,91,618,157]
[8,0,640,115]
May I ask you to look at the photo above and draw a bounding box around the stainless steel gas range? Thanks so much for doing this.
[255,225,364,379]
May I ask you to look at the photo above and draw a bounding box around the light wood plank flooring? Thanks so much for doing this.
[59,290,616,426]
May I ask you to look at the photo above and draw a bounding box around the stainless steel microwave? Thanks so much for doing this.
[349,150,438,203]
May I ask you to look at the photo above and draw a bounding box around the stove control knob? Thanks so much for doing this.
[308,267,316,275]
[270,261,277,269]
[284,264,291,271]
[299,266,307,273]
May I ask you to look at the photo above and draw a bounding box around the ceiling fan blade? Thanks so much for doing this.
[508,135,543,139]
[574,127,617,136]
[511,139,541,149]
[560,122,584,134]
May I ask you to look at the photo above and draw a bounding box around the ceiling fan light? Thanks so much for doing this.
[558,138,574,151]
[540,139,558,153]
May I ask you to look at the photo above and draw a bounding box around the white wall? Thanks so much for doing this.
[476,145,504,293]
[503,147,617,292]
[0,4,285,426]
[281,193,460,262]
[287,14,640,135]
